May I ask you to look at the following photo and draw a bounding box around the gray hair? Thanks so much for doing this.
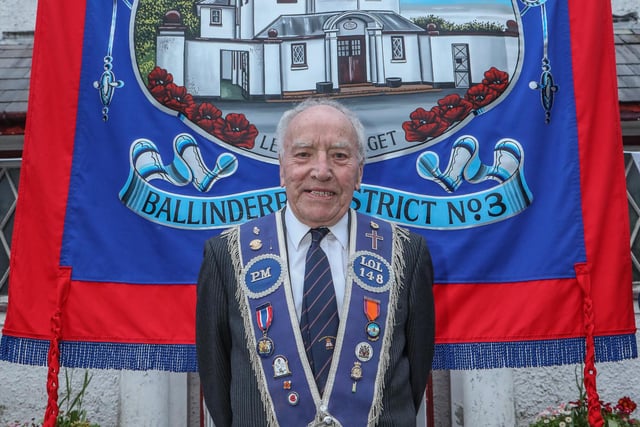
[275,98,366,164]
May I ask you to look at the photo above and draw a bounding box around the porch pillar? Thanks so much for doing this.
[450,368,515,426]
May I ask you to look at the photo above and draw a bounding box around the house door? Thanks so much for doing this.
[452,44,471,88]
[220,50,249,100]
[238,51,249,99]
[337,36,366,85]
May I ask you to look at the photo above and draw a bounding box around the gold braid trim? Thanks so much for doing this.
[225,226,279,427]
[368,224,409,426]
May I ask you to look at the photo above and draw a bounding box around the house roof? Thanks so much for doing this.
[255,10,424,39]
[614,14,640,131]
[196,0,231,5]
[0,41,31,136]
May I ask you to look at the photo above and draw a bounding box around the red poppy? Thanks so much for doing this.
[433,94,473,123]
[162,83,195,114]
[147,66,173,89]
[482,67,509,94]
[149,84,169,103]
[186,102,223,134]
[616,397,637,416]
[402,107,449,142]
[465,84,500,109]
[213,113,259,149]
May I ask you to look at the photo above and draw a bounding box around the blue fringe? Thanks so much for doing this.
[0,335,197,372]
[0,335,50,366]
[2,334,637,371]
[432,334,638,370]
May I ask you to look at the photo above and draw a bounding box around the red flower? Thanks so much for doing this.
[213,113,259,149]
[402,107,449,142]
[162,83,195,115]
[465,83,500,109]
[149,84,169,103]
[186,102,223,134]
[482,67,509,94]
[147,66,173,89]
[616,397,637,416]
[433,94,473,123]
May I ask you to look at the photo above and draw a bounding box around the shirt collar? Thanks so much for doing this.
[284,204,350,250]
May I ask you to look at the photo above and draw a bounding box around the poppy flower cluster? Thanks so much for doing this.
[531,395,639,426]
[147,66,258,149]
[611,396,638,417]
[402,67,509,142]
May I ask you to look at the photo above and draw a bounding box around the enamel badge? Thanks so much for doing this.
[272,355,292,378]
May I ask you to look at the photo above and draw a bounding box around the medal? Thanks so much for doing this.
[366,221,383,250]
[287,391,299,406]
[355,341,373,362]
[256,303,274,357]
[364,297,381,341]
[351,361,363,393]
[257,336,274,357]
[272,355,292,378]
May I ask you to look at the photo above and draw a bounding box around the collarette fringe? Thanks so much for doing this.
[367,224,409,425]
[226,226,280,427]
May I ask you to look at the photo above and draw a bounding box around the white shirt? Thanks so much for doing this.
[284,206,349,320]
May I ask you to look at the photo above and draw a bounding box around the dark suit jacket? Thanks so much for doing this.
[196,212,435,426]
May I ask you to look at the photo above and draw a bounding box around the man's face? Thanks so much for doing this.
[279,105,363,228]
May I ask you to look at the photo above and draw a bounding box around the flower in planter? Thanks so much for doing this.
[530,367,639,427]
[530,395,639,426]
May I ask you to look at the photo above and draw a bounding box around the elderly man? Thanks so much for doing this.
[196,98,435,426]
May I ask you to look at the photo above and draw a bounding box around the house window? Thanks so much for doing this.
[624,153,640,301]
[391,36,405,61]
[210,8,222,26]
[0,160,20,306]
[291,43,307,68]
[338,39,361,57]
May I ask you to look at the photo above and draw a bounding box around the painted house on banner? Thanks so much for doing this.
[155,0,519,100]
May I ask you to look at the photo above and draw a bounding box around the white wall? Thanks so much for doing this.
[513,312,640,426]
[0,0,37,38]
[0,356,121,426]
[611,0,639,15]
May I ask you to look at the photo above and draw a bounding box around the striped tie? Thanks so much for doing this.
[299,227,339,395]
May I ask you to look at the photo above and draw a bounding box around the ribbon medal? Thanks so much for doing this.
[256,302,274,357]
[364,297,381,341]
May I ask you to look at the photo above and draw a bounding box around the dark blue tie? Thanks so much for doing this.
[299,227,339,395]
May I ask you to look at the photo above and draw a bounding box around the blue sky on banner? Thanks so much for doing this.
[60,0,583,287]
[400,0,515,23]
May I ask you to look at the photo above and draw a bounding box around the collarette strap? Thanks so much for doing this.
[321,213,396,426]
[238,212,317,426]
[236,211,397,427]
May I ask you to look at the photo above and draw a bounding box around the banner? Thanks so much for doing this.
[1,0,636,373]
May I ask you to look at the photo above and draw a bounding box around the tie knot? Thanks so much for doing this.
[310,227,330,243]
